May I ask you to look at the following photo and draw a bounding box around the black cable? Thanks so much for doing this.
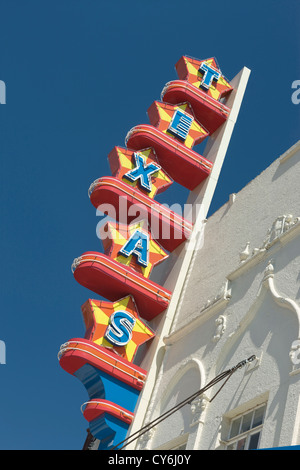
[111,355,256,450]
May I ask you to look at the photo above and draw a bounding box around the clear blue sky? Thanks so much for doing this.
[0,1,299,449]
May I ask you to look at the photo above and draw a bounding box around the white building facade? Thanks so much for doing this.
[130,140,300,450]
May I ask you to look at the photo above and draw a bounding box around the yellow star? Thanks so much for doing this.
[108,146,173,199]
[100,220,168,279]
[148,101,208,148]
[176,56,232,101]
[81,296,155,363]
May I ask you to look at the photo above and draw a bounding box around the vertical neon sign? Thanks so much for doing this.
[59,56,234,450]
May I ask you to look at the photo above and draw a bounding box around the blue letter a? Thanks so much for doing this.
[119,229,149,267]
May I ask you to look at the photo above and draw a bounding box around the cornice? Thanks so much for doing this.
[279,140,300,165]
[164,281,231,346]
[229,214,300,281]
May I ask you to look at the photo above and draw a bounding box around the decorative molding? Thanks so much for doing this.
[190,394,209,427]
[239,242,250,263]
[165,214,300,349]
[164,281,231,346]
[230,214,300,280]
[228,193,236,206]
[136,426,156,449]
[261,215,300,250]
[217,260,300,377]
[279,140,300,164]
[262,260,300,336]
[212,315,227,342]
[261,260,300,375]
[201,280,232,313]
[289,341,300,375]
[136,357,204,448]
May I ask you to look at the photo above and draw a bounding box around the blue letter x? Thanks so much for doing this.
[124,153,161,192]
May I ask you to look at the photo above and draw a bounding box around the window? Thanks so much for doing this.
[224,404,266,450]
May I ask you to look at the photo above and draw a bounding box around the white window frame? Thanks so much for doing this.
[222,403,266,450]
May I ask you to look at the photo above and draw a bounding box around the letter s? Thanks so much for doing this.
[105,310,136,347]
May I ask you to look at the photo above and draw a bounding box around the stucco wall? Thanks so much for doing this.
[173,143,300,331]
[138,141,300,450]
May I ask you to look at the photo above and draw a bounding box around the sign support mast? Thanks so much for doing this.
[128,65,251,449]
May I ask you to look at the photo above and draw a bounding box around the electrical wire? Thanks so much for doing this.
[111,355,256,450]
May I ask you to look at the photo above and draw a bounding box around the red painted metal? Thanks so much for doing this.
[72,252,172,320]
[161,80,230,134]
[89,176,192,252]
[59,338,147,390]
[126,124,212,190]
[82,399,134,425]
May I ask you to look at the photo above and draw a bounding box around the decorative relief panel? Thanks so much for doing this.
[239,214,300,265]
[200,280,232,313]
[190,394,209,427]
[212,315,227,342]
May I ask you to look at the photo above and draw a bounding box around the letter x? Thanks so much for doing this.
[124,152,161,192]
